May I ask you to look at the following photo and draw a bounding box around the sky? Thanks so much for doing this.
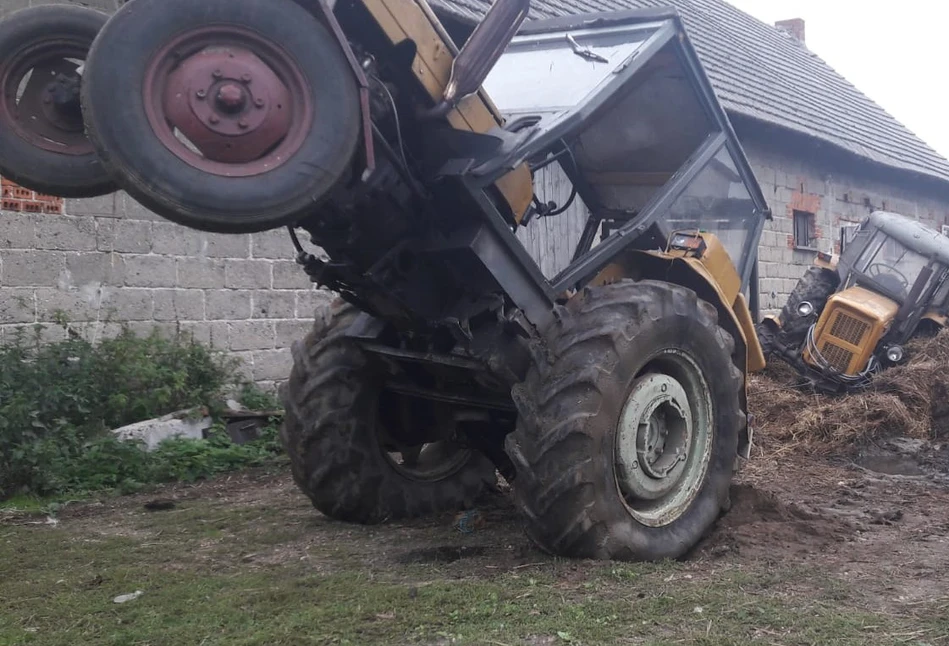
[724,0,949,158]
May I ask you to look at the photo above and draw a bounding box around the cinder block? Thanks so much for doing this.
[252,291,296,319]
[153,289,206,322]
[204,233,251,259]
[35,287,101,322]
[224,259,271,289]
[151,222,203,256]
[0,250,64,286]
[206,289,253,320]
[272,261,311,289]
[65,194,116,217]
[275,319,313,348]
[96,218,152,253]
[295,288,333,319]
[228,320,275,351]
[0,212,35,249]
[177,257,226,289]
[65,252,126,287]
[124,255,176,287]
[251,348,292,381]
[251,229,295,260]
[34,214,96,251]
[99,287,154,321]
[0,287,35,323]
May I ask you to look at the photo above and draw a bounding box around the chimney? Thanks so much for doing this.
[775,18,805,44]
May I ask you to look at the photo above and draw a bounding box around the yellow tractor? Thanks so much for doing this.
[759,211,949,392]
[0,0,770,560]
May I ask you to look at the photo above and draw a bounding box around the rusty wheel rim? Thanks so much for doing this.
[143,26,314,178]
[0,39,92,155]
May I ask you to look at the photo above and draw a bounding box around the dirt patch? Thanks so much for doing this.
[397,545,489,564]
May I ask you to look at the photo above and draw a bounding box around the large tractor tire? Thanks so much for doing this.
[0,6,115,197]
[280,300,496,523]
[775,266,839,348]
[507,280,744,561]
[80,0,361,233]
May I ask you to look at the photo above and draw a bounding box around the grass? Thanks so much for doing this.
[1,474,946,646]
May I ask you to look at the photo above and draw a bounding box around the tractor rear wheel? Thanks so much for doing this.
[507,280,744,561]
[80,0,361,233]
[280,300,496,523]
[0,6,115,197]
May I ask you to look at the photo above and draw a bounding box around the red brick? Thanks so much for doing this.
[21,202,42,213]
[42,202,63,214]
[1,185,32,200]
[1,198,24,212]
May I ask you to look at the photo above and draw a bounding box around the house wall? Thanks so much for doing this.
[744,138,949,314]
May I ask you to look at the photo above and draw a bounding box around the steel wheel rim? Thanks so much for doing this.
[614,349,714,527]
[0,39,92,155]
[378,393,473,483]
[142,25,314,178]
[384,442,473,482]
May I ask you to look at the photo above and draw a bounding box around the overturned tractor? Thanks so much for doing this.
[0,0,771,560]
[759,211,949,393]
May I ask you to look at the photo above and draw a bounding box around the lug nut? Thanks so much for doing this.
[212,69,223,79]
[240,73,252,83]
[209,115,220,124]
[238,119,249,129]
[196,89,207,99]
[254,98,265,108]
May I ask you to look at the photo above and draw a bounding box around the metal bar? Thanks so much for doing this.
[572,214,601,262]
[749,255,761,323]
[361,342,487,371]
[463,179,557,330]
[385,382,517,411]
[552,132,727,292]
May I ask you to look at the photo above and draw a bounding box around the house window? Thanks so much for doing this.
[793,210,817,249]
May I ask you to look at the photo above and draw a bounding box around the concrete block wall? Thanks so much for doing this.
[744,141,949,315]
[0,181,330,388]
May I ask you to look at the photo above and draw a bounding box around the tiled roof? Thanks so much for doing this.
[431,0,949,186]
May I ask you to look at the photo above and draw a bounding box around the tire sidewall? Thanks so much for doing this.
[81,0,360,232]
[579,304,739,559]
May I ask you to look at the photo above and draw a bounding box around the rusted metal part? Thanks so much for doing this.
[0,41,91,155]
[143,27,312,177]
[308,0,375,173]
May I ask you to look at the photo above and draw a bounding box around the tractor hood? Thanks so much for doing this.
[828,285,900,324]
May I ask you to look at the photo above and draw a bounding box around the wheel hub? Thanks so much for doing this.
[160,47,291,165]
[613,350,714,528]
[2,46,92,154]
[616,373,692,501]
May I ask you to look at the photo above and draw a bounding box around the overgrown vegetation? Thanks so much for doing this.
[0,325,284,501]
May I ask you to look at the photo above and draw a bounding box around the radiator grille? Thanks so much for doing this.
[820,342,854,373]
[829,312,870,346]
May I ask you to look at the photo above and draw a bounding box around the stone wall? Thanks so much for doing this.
[745,140,949,314]
[0,179,329,388]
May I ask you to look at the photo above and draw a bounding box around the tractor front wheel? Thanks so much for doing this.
[508,280,744,561]
[280,300,496,523]
[80,0,361,233]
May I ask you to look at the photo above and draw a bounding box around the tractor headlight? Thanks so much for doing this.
[797,301,814,317]
[886,345,905,363]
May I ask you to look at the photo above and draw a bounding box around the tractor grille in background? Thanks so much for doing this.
[819,341,854,373]
[829,312,870,347]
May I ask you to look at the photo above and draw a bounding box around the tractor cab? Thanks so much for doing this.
[762,211,949,391]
